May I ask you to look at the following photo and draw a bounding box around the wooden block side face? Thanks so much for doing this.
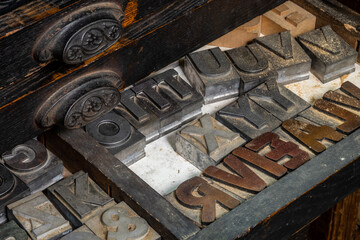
[86,202,160,240]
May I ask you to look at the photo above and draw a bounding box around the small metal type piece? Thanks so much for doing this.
[175,114,246,170]
[341,81,360,100]
[1,139,63,194]
[0,220,28,240]
[0,164,29,224]
[175,177,240,225]
[115,88,161,143]
[282,118,344,154]
[225,43,278,94]
[216,95,282,140]
[184,47,241,104]
[255,31,311,84]
[85,202,160,240]
[85,111,146,166]
[60,226,100,240]
[245,132,310,170]
[7,192,72,240]
[297,25,357,83]
[48,171,115,228]
[247,79,310,121]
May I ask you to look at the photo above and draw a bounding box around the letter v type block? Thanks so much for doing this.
[47,171,115,228]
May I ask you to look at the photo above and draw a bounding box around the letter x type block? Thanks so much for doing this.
[60,226,100,240]
[175,114,246,170]
[47,171,115,228]
[0,220,28,240]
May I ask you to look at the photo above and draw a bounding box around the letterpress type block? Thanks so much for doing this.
[86,111,146,166]
[60,226,100,240]
[86,202,160,240]
[175,114,246,170]
[0,164,29,224]
[225,43,278,94]
[248,79,310,121]
[184,47,240,104]
[115,88,160,143]
[152,69,203,124]
[297,26,357,83]
[255,31,311,84]
[216,95,282,140]
[48,171,115,227]
[1,139,63,194]
[7,192,71,240]
[0,220,28,240]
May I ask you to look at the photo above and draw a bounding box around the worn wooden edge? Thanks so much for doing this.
[190,128,360,240]
[43,128,200,240]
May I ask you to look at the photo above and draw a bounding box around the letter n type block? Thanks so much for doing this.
[47,171,115,228]
[297,25,357,83]
[7,192,72,240]
[0,220,28,240]
[85,202,160,240]
[255,31,311,84]
[184,47,240,104]
[60,226,100,240]
[175,114,246,170]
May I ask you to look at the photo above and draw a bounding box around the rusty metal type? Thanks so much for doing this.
[341,81,360,100]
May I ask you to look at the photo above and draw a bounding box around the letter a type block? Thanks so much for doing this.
[0,220,29,240]
[175,114,246,170]
[47,171,115,228]
[7,192,72,240]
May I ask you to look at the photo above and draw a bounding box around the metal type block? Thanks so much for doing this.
[85,202,160,240]
[152,69,203,124]
[341,81,360,100]
[184,47,241,104]
[255,31,311,84]
[225,43,278,94]
[297,26,357,83]
[247,79,310,121]
[216,95,282,140]
[48,171,115,228]
[0,220,29,240]
[85,111,146,166]
[114,89,160,143]
[175,114,246,170]
[0,164,29,224]
[1,139,63,194]
[60,226,100,240]
[132,78,183,135]
[7,192,71,240]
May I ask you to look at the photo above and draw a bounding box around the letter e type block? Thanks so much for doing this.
[0,220,28,240]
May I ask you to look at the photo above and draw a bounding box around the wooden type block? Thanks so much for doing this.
[1,139,63,194]
[85,202,160,240]
[60,226,100,240]
[184,47,241,104]
[255,31,311,84]
[225,43,278,95]
[47,171,115,228]
[7,192,72,240]
[0,220,29,240]
[297,25,357,83]
[216,95,282,140]
[262,1,316,36]
[0,164,29,224]
[85,111,146,166]
[247,79,310,121]
[175,114,246,171]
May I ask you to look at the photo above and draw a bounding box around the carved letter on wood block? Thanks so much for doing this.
[48,171,115,228]
[0,220,28,240]
[1,139,63,194]
[85,202,160,240]
[255,31,311,84]
[7,192,71,240]
[216,95,281,140]
[60,226,100,240]
[225,43,278,94]
[184,47,240,104]
[341,82,360,100]
[86,111,146,166]
[0,164,29,224]
[175,114,246,170]
[282,119,344,154]
[115,89,160,143]
[297,26,357,83]
[248,79,310,121]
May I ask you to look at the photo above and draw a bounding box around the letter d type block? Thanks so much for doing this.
[0,220,28,240]
[175,114,246,170]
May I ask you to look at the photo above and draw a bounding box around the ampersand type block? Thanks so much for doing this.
[60,225,100,240]
[0,220,29,240]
